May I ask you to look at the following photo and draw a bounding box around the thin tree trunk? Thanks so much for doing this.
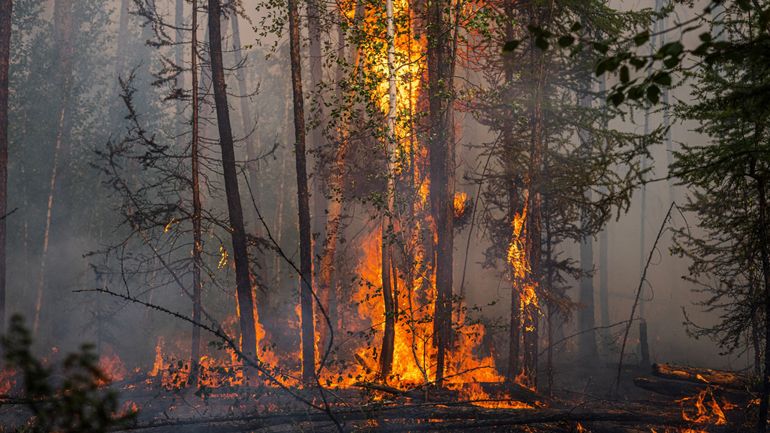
[189,0,202,386]
[115,0,129,79]
[230,12,269,326]
[755,173,770,433]
[379,0,398,381]
[577,66,597,360]
[174,0,185,148]
[427,0,455,387]
[502,0,519,383]
[305,0,326,271]
[0,0,10,337]
[523,3,547,388]
[288,0,316,383]
[206,0,258,363]
[34,0,75,336]
[598,75,610,338]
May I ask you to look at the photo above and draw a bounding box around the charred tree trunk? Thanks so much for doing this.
[0,0,9,338]
[34,0,75,336]
[427,0,455,387]
[189,0,202,386]
[288,0,316,384]
[206,0,258,363]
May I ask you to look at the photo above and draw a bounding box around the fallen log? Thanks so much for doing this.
[652,363,753,390]
[633,377,751,403]
[111,402,698,433]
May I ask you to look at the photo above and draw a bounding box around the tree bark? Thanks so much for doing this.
[754,173,770,433]
[230,12,269,325]
[288,0,316,383]
[189,0,202,386]
[0,0,10,338]
[379,0,399,381]
[206,0,258,363]
[305,0,326,269]
[523,3,547,389]
[174,0,185,148]
[115,0,130,79]
[34,0,75,336]
[577,67,597,361]
[427,0,455,386]
[502,0,519,383]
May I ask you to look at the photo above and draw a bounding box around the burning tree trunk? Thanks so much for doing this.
[0,0,9,338]
[206,0,258,362]
[427,0,455,387]
[34,0,75,336]
[189,0,202,386]
[379,0,398,381]
[288,0,316,384]
[522,4,547,389]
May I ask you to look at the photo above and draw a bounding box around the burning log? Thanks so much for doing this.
[652,363,754,390]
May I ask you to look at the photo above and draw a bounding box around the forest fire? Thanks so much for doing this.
[0,0,767,431]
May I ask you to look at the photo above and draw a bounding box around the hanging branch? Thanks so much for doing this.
[615,201,676,392]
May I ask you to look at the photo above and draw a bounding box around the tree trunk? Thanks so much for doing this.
[523,4,546,389]
[502,0,519,383]
[174,0,185,148]
[379,0,398,381]
[755,174,770,433]
[230,12,269,326]
[305,0,326,271]
[427,0,455,387]
[34,0,75,336]
[206,0,258,363]
[577,68,597,361]
[0,0,10,337]
[189,0,202,386]
[288,0,316,383]
[115,0,129,79]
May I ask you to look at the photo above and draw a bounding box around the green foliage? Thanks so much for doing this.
[668,1,770,357]
[2,315,137,432]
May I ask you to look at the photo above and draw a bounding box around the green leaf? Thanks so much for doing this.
[592,42,609,54]
[628,85,644,100]
[610,91,625,106]
[633,31,650,46]
[652,72,672,86]
[570,21,582,32]
[502,40,520,52]
[620,65,630,83]
[535,36,549,50]
[558,35,575,47]
[646,85,661,104]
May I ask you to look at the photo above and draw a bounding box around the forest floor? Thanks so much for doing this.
[0,361,755,432]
